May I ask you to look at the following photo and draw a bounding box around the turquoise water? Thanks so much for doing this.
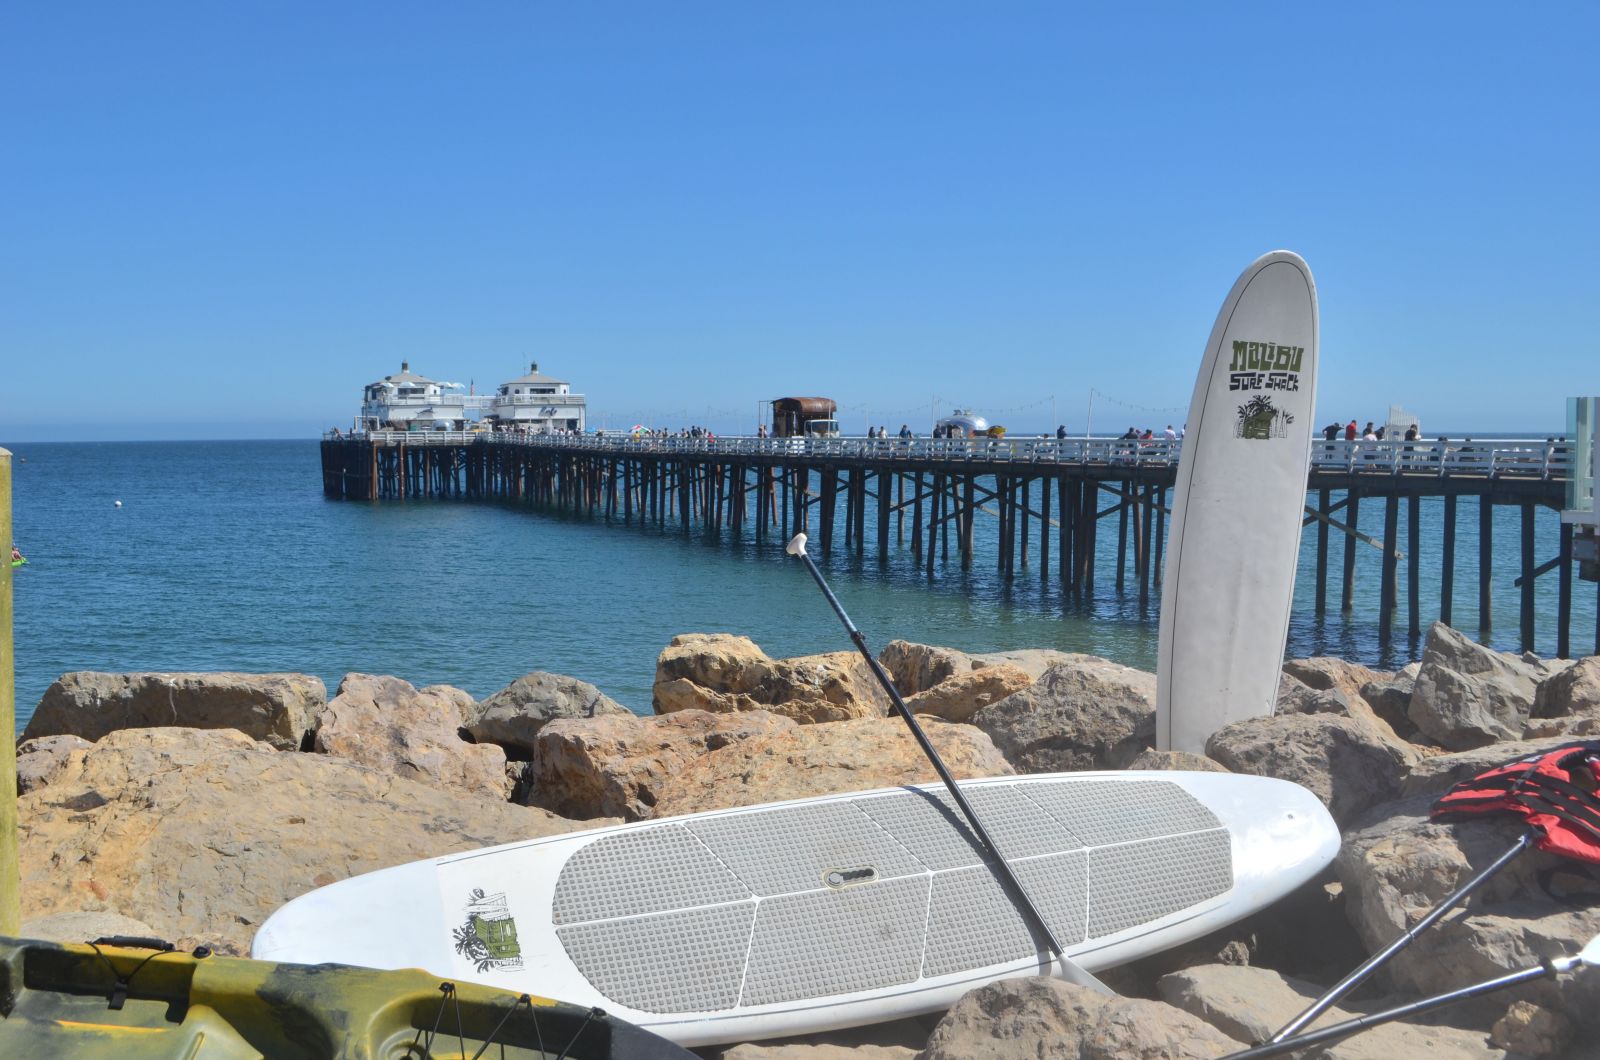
[7,440,1595,733]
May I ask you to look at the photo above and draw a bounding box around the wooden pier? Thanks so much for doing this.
[321,432,1597,658]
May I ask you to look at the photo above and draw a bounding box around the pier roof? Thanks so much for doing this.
[503,361,567,386]
[370,361,438,387]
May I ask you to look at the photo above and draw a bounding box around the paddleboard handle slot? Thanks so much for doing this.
[823,867,877,889]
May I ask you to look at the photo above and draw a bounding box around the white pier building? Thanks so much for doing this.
[359,362,469,431]
[489,362,586,433]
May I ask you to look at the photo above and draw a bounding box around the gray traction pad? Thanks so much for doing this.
[551,779,1234,1013]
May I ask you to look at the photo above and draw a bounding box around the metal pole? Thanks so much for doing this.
[0,447,17,934]
[1231,959,1561,1059]
[784,533,1110,994]
[1268,831,1531,1043]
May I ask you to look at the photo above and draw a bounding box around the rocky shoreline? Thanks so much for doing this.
[14,623,1600,1058]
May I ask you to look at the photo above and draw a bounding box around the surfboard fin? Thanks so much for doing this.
[1056,954,1116,995]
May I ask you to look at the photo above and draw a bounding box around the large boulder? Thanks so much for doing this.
[17,727,592,954]
[918,977,1239,1059]
[465,671,630,758]
[653,634,889,723]
[1206,713,1419,826]
[23,671,325,751]
[312,673,509,800]
[877,640,1079,695]
[1530,656,1600,728]
[651,716,1013,817]
[1408,624,1542,750]
[971,657,1156,772]
[1360,671,1419,740]
[1336,794,1600,1033]
[1125,749,1229,774]
[1400,736,1581,797]
[1157,963,1506,1058]
[1284,657,1389,713]
[528,709,796,821]
[902,664,1032,723]
[15,734,93,794]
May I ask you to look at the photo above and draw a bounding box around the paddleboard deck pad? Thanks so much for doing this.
[254,771,1338,1046]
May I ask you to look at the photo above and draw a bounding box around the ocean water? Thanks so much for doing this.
[7,440,1596,733]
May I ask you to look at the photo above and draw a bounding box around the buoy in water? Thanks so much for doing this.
[114,500,122,507]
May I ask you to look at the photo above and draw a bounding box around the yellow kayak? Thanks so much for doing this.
[0,934,694,1059]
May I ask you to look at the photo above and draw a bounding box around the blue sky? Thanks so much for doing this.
[2,3,1594,440]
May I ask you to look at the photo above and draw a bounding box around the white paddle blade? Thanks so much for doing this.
[1576,934,1600,967]
[785,532,808,557]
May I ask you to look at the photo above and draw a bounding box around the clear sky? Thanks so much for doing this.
[2,3,1594,440]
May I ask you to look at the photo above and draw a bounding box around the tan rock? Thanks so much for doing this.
[19,910,159,944]
[1400,736,1580,797]
[878,640,1081,695]
[1336,794,1600,1034]
[419,683,479,725]
[18,727,591,954]
[1126,749,1229,773]
[466,671,630,756]
[1531,656,1600,725]
[1490,1000,1572,1056]
[653,634,888,723]
[903,664,1032,723]
[312,673,510,800]
[652,716,1013,817]
[1206,712,1419,826]
[15,734,93,794]
[1284,657,1389,712]
[918,977,1239,1059]
[1158,963,1506,1058]
[972,656,1156,773]
[23,671,325,751]
[1409,624,1542,749]
[718,1020,927,1060]
[529,709,797,821]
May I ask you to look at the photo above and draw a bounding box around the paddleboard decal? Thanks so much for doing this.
[454,889,524,973]
[1235,395,1294,440]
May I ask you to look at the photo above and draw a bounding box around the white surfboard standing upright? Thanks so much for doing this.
[1156,251,1319,753]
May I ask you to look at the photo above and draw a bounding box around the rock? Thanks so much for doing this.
[903,664,1032,723]
[1531,656,1600,723]
[918,977,1239,1059]
[721,1046,913,1060]
[1489,1000,1572,1056]
[17,727,593,955]
[1400,737,1581,797]
[972,657,1156,773]
[718,1021,927,1059]
[877,641,974,695]
[1336,794,1600,1033]
[15,734,93,794]
[877,640,1080,695]
[311,673,510,799]
[1125,749,1229,773]
[1158,963,1506,1058]
[22,671,325,751]
[528,709,796,820]
[1206,712,1419,825]
[419,684,479,725]
[653,634,889,723]
[465,671,630,757]
[19,910,159,944]
[651,716,1013,817]
[1360,672,1419,739]
[1409,624,1542,750]
[1284,657,1389,714]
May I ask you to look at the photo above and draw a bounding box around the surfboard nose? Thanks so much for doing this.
[1211,775,1340,898]
[252,860,445,972]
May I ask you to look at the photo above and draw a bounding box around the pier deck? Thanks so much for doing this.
[320,432,1595,658]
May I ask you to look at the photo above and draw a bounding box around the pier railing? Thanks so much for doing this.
[332,431,1574,480]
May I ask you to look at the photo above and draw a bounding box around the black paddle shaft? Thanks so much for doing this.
[790,545,1069,962]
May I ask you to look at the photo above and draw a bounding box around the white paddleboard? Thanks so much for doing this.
[1157,251,1319,753]
[253,771,1337,1046]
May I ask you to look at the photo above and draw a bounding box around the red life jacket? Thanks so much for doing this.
[1431,740,1600,864]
